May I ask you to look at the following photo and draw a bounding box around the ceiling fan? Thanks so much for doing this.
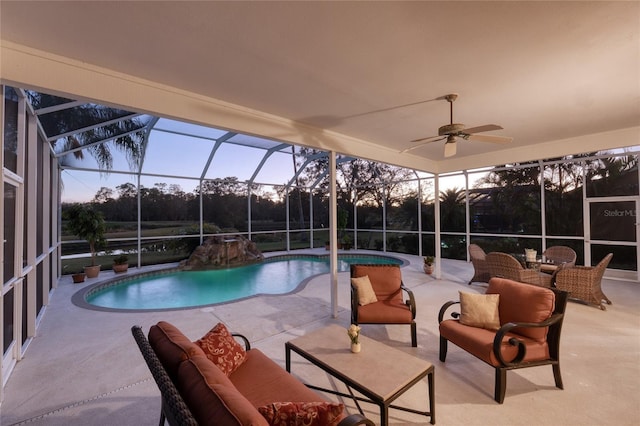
[402,94,513,157]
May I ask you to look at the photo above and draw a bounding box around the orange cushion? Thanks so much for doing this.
[258,402,344,426]
[356,300,413,324]
[352,265,403,301]
[486,278,555,342]
[148,321,205,380]
[195,322,247,376]
[177,354,268,426]
[440,319,550,366]
[229,349,326,407]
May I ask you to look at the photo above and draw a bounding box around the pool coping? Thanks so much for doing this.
[70,253,408,313]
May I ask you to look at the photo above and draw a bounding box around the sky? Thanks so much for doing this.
[59,117,478,204]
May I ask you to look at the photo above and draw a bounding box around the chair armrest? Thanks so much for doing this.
[549,262,567,287]
[350,283,359,317]
[438,300,461,323]
[401,283,416,319]
[492,313,564,367]
[232,333,251,351]
[338,414,376,426]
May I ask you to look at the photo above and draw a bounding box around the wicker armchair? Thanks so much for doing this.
[468,244,491,285]
[542,246,577,273]
[554,253,613,310]
[486,252,553,288]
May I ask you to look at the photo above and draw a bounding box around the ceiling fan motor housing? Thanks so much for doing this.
[439,123,465,136]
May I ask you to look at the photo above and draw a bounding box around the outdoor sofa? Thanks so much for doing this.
[133,321,374,426]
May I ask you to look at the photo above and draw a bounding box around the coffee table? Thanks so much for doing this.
[285,324,435,425]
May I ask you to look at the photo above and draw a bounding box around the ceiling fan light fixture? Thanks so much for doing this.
[444,135,457,157]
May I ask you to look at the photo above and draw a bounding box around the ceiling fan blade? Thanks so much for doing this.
[401,137,446,153]
[463,124,503,134]
[444,140,457,157]
[467,134,513,144]
[410,135,441,143]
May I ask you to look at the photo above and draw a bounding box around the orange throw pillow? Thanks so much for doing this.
[195,322,247,376]
[258,402,344,426]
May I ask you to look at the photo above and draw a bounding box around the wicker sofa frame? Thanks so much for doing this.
[132,325,198,426]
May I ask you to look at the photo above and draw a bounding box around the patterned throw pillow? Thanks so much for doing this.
[258,402,344,426]
[195,322,247,376]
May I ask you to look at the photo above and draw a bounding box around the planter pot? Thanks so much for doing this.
[350,343,361,353]
[72,273,86,284]
[84,265,101,278]
[113,263,129,274]
[423,264,434,275]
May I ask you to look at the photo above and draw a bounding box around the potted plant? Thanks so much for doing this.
[71,272,86,283]
[423,256,435,274]
[341,234,353,250]
[64,203,106,279]
[112,254,129,273]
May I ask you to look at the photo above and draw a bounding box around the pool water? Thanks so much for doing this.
[84,254,402,311]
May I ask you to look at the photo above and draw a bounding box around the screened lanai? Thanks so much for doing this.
[3,84,640,418]
[13,87,638,281]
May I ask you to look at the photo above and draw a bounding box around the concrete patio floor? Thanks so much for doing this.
[1,250,639,426]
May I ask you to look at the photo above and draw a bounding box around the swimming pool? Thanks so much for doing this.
[73,254,404,312]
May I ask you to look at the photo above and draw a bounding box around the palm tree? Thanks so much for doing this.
[26,91,147,172]
[439,187,466,232]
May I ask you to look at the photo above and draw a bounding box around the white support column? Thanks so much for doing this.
[434,175,441,279]
[329,152,338,318]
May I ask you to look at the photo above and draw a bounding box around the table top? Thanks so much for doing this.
[286,324,432,402]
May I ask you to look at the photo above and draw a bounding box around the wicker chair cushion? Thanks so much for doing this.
[351,264,403,301]
[486,278,555,342]
[258,402,344,426]
[148,321,205,380]
[459,291,501,331]
[177,354,268,426]
[350,275,378,305]
[196,323,247,376]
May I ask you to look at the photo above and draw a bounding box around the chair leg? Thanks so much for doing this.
[439,337,448,362]
[495,368,507,404]
[411,322,417,347]
[553,364,563,389]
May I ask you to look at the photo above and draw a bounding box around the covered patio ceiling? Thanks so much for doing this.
[1,1,639,174]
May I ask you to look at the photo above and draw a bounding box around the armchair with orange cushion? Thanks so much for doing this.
[438,277,568,403]
[350,264,417,347]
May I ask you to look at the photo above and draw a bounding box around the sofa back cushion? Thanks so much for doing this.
[486,278,555,342]
[351,264,402,301]
[177,354,268,426]
[148,321,205,380]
